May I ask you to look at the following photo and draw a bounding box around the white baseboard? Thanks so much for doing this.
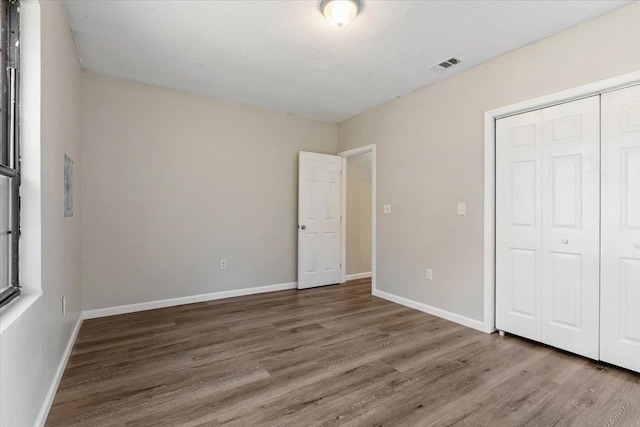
[372,289,486,333]
[83,282,298,320]
[35,313,84,427]
[346,272,372,281]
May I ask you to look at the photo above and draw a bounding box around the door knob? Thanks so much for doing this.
[561,239,569,244]
[300,225,306,230]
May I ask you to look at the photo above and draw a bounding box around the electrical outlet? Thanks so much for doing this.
[457,202,466,216]
[62,295,67,316]
[220,259,227,269]
[426,269,433,281]
[383,204,392,214]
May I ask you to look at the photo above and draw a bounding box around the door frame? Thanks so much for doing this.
[483,70,640,334]
[338,144,376,293]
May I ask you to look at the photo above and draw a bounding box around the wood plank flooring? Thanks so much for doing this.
[46,279,640,426]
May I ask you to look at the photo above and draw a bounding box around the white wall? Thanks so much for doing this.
[346,152,372,276]
[81,73,337,311]
[337,3,640,322]
[0,1,83,425]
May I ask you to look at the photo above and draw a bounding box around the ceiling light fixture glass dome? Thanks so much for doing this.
[321,0,359,28]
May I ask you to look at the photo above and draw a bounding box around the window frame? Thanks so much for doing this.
[0,0,20,308]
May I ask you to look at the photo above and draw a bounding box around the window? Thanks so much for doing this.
[0,0,19,308]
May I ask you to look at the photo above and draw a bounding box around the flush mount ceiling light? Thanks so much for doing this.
[321,0,359,28]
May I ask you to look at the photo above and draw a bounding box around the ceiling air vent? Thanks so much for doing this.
[428,57,462,73]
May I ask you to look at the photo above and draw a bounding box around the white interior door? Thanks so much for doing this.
[298,152,342,289]
[540,96,600,359]
[600,85,640,373]
[496,110,543,342]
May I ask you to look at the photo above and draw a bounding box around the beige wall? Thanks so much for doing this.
[346,152,372,276]
[81,73,337,310]
[0,1,83,425]
[338,3,640,322]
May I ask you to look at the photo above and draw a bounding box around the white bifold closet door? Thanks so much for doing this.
[600,85,640,372]
[496,96,600,359]
[496,110,543,342]
[540,97,600,359]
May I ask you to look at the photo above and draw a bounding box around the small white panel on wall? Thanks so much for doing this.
[64,154,73,217]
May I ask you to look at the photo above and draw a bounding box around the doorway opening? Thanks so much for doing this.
[339,144,376,292]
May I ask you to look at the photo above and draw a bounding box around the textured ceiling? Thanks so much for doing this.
[64,0,631,123]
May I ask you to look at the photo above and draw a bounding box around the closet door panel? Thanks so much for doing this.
[541,96,600,359]
[601,85,640,373]
[496,110,543,341]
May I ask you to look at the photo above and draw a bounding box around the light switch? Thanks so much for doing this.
[383,204,392,214]
[457,202,466,216]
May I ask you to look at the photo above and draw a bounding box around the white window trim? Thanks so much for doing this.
[0,0,42,334]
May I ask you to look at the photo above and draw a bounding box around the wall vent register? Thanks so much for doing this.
[429,57,462,73]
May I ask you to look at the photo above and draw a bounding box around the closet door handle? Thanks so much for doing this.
[561,239,569,245]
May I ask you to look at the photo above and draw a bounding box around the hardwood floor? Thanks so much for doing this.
[46,279,640,426]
